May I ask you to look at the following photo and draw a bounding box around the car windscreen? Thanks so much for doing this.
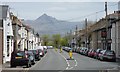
[16,52,25,57]
[105,51,115,55]
[32,50,37,54]
[28,52,33,55]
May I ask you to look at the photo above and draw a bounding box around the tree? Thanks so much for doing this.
[60,37,68,46]
[52,34,61,48]
[41,35,49,46]
[47,41,54,46]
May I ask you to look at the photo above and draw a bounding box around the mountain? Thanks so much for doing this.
[24,14,83,36]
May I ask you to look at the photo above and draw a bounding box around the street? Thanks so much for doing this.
[2,49,120,72]
[30,49,119,70]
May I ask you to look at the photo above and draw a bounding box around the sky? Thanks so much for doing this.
[1,1,119,22]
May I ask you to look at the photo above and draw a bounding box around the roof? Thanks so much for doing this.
[11,15,22,26]
[22,24,32,31]
[78,18,106,36]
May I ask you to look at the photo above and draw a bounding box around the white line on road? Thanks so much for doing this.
[69,67,73,70]
[74,59,77,67]
[66,67,69,70]
[58,52,70,67]
[58,52,71,70]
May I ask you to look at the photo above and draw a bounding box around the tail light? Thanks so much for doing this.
[104,53,106,56]
[36,50,39,54]
[42,51,44,55]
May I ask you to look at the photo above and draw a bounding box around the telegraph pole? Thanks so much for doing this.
[105,2,108,50]
[75,25,78,48]
[85,18,87,48]
[70,29,72,47]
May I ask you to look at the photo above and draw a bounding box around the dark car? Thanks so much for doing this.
[10,51,31,68]
[28,49,41,61]
[27,51,35,65]
[98,50,116,62]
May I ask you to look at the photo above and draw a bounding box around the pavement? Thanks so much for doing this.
[2,62,10,68]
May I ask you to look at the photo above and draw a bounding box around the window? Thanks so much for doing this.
[0,20,3,27]
[7,23,10,26]
[7,38,9,57]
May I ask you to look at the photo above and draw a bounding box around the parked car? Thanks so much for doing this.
[36,46,45,57]
[83,47,89,56]
[72,47,76,52]
[94,48,102,59]
[43,46,47,53]
[76,47,80,53]
[63,47,69,52]
[10,51,32,68]
[37,48,44,57]
[28,49,41,61]
[98,50,116,62]
[47,46,53,49]
[79,47,84,54]
[27,51,35,65]
[88,49,96,57]
[66,47,72,52]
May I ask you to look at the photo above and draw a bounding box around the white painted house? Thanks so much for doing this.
[18,26,27,51]
[28,30,35,50]
[0,5,14,63]
[111,11,120,59]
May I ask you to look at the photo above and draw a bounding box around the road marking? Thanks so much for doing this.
[66,67,69,70]
[58,52,70,67]
[66,67,73,70]
[69,67,73,70]
[58,52,71,70]
[74,59,77,67]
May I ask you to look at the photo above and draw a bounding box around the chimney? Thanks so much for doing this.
[1,5,9,19]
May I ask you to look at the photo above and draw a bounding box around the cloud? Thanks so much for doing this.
[48,7,67,12]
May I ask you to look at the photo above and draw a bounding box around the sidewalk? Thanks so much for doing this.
[116,57,120,65]
[2,62,10,68]
[0,64,2,72]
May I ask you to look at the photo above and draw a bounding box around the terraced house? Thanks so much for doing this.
[77,11,120,59]
[0,5,14,64]
[0,5,42,65]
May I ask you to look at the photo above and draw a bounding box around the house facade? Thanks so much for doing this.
[11,15,22,52]
[79,18,112,50]
[110,11,120,58]
[0,5,14,63]
[18,25,27,51]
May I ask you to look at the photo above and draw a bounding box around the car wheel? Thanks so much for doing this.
[101,57,104,61]
[11,65,16,68]
[32,60,35,65]
[27,61,31,68]
[112,59,116,62]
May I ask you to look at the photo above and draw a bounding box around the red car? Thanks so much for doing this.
[88,49,96,57]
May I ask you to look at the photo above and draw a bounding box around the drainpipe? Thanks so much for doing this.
[114,22,117,58]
